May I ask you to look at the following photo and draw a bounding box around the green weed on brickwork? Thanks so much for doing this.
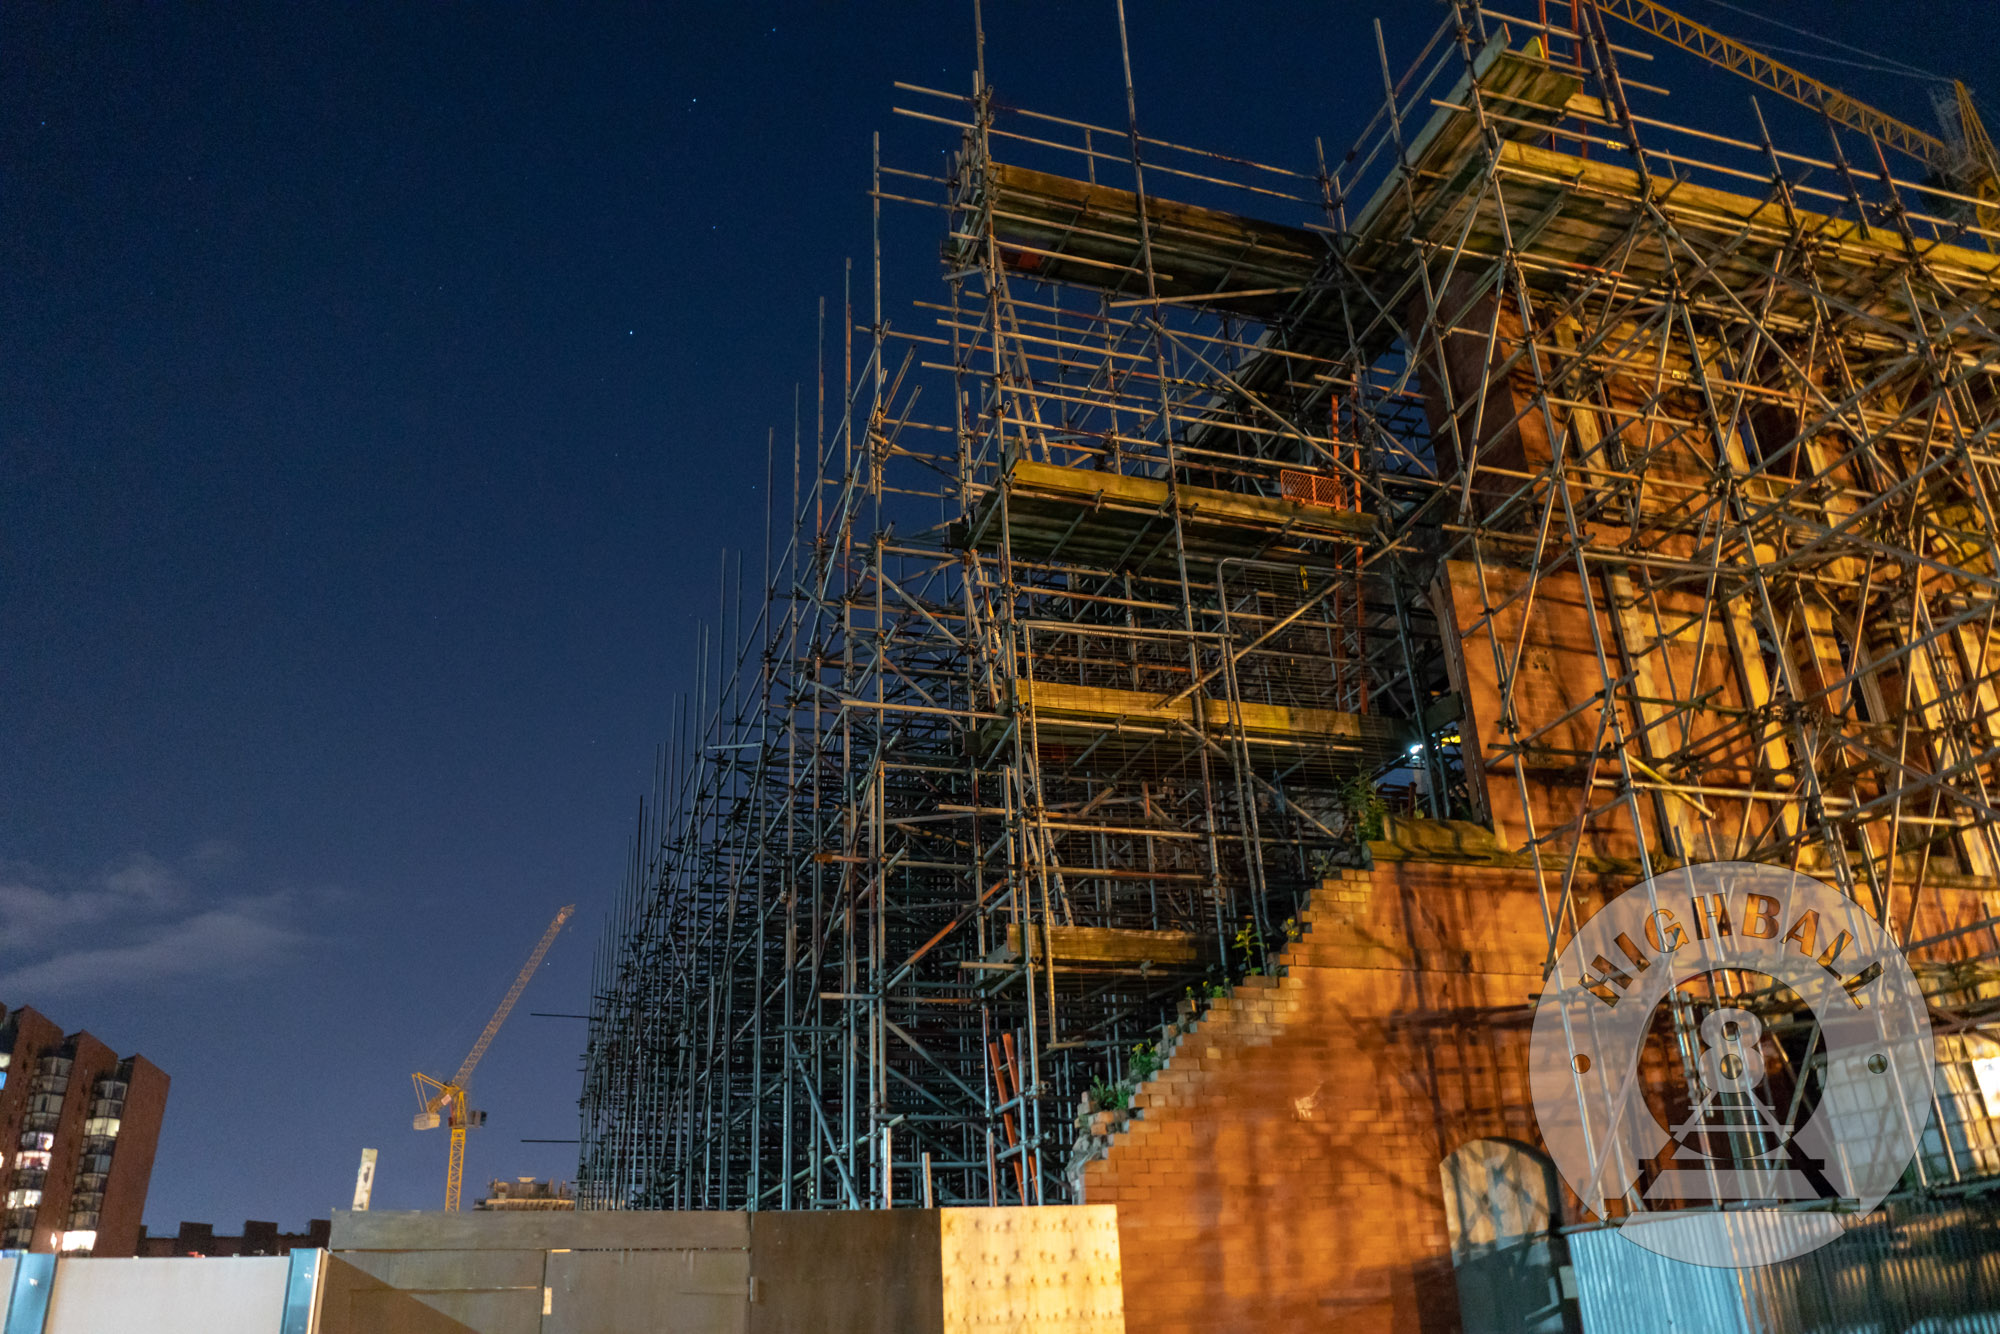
[1088,1076,1129,1111]
[1130,1040,1159,1082]
[1340,772,1387,843]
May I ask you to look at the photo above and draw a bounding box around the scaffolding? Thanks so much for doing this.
[579,2,2000,1215]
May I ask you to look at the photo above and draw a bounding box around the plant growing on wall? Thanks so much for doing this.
[1086,1040,1162,1116]
[1339,772,1388,844]
[1231,914,1272,978]
[1088,1076,1129,1111]
[1130,1040,1159,1082]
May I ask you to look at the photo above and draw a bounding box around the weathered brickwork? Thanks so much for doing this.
[1084,858,2000,1332]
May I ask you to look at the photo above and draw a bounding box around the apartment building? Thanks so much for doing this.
[0,1003,169,1256]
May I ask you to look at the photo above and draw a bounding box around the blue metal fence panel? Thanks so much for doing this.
[1569,1226,1752,1334]
[1570,1195,2000,1334]
[2,1253,55,1334]
[280,1248,321,1334]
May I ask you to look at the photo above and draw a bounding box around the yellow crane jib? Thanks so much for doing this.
[1588,1,1996,224]
[1588,0,1973,164]
[410,903,575,1211]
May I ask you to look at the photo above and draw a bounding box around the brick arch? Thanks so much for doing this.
[1438,1135,1561,1255]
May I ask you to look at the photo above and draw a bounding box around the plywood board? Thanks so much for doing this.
[1009,461,1374,541]
[961,163,1324,315]
[1017,680,1396,746]
[1003,924,1202,966]
[939,1207,1125,1333]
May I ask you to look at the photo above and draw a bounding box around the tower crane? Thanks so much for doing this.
[1589,0,1997,206]
[411,903,574,1211]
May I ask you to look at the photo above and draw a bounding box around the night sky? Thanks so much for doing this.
[2,2,1986,1232]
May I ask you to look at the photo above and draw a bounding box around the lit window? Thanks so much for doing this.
[5,1190,42,1209]
[1974,1054,2000,1118]
[82,1117,120,1139]
[1918,1035,2000,1181]
[16,1151,50,1171]
[57,1229,95,1253]
[21,1133,52,1152]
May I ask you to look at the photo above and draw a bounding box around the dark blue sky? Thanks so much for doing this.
[1,2,1986,1231]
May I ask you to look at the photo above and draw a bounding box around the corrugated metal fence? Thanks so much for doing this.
[1569,1194,2000,1333]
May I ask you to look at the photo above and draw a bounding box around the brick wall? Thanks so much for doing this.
[1080,862,1548,1331]
[1082,856,2000,1332]
[0,1015,171,1256]
[96,1054,170,1257]
[34,1031,117,1254]
[138,1217,330,1257]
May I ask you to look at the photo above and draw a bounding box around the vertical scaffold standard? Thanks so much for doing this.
[579,2,2000,1213]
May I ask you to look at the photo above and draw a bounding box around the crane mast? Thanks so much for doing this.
[411,903,575,1211]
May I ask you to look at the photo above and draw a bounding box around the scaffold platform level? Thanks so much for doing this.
[968,461,1374,568]
[578,3,2000,1227]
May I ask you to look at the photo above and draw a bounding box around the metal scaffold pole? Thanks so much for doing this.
[579,0,2000,1215]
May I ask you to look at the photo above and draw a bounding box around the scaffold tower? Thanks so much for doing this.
[579,1,2000,1215]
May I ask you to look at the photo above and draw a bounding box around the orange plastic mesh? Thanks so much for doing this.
[1279,468,1345,509]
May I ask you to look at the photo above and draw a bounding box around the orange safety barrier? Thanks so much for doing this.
[1279,468,1346,509]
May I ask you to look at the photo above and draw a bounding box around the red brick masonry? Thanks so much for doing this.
[1083,858,1995,1332]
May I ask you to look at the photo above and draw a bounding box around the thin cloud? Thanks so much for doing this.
[0,901,304,995]
[189,839,244,872]
[0,853,187,953]
[101,852,182,904]
[0,848,310,997]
